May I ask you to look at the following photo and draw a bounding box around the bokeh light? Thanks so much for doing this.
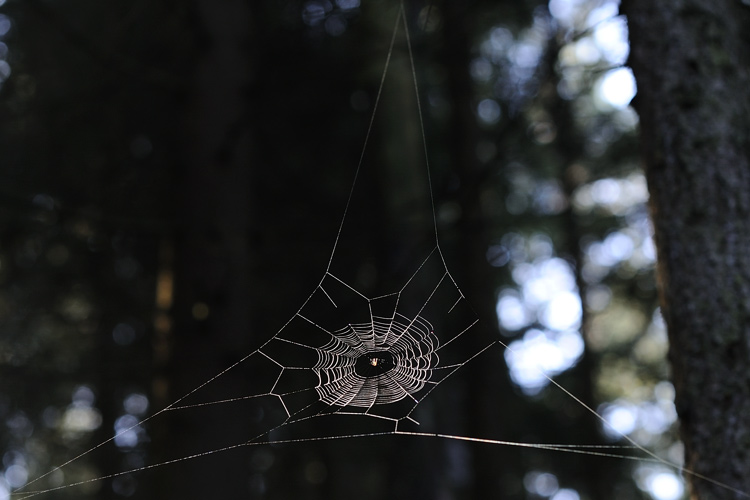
[598,67,637,109]
[477,99,502,125]
[0,479,9,500]
[123,393,149,416]
[505,329,584,394]
[524,471,559,497]
[0,14,10,37]
[636,467,685,500]
[114,415,144,449]
[552,489,581,500]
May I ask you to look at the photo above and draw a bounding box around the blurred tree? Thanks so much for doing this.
[0,0,186,498]
[160,0,258,498]
[625,0,750,498]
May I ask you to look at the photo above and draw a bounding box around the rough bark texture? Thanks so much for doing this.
[623,1,750,498]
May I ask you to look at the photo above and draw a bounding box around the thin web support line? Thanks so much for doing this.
[401,1,439,245]
[325,6,403,273]
[10,5,750,500]
[494,338,750,498]
[7,430,645,500]
[401,0,466,297]
[30,418,743,500]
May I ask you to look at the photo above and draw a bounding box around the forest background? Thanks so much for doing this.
[0,0,737,499]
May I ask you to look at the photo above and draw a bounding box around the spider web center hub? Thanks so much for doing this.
[354,351,395,376]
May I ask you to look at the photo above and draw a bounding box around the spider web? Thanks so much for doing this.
[10,7,490,499]
[10,2,749,499]
[256,246,481,429]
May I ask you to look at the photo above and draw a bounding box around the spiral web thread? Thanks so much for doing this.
[11,3,750,499]
[252,245,482,430]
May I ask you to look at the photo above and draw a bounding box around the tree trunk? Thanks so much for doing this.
[623,1,750,498]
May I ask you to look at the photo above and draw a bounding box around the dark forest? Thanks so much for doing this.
[3,0,748,499]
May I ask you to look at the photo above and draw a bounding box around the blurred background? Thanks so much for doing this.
[0,0,682,499]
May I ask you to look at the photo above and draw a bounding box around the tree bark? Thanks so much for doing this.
[623,1,750,498]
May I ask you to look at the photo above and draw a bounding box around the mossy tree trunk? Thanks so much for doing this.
[623,1,750,498]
